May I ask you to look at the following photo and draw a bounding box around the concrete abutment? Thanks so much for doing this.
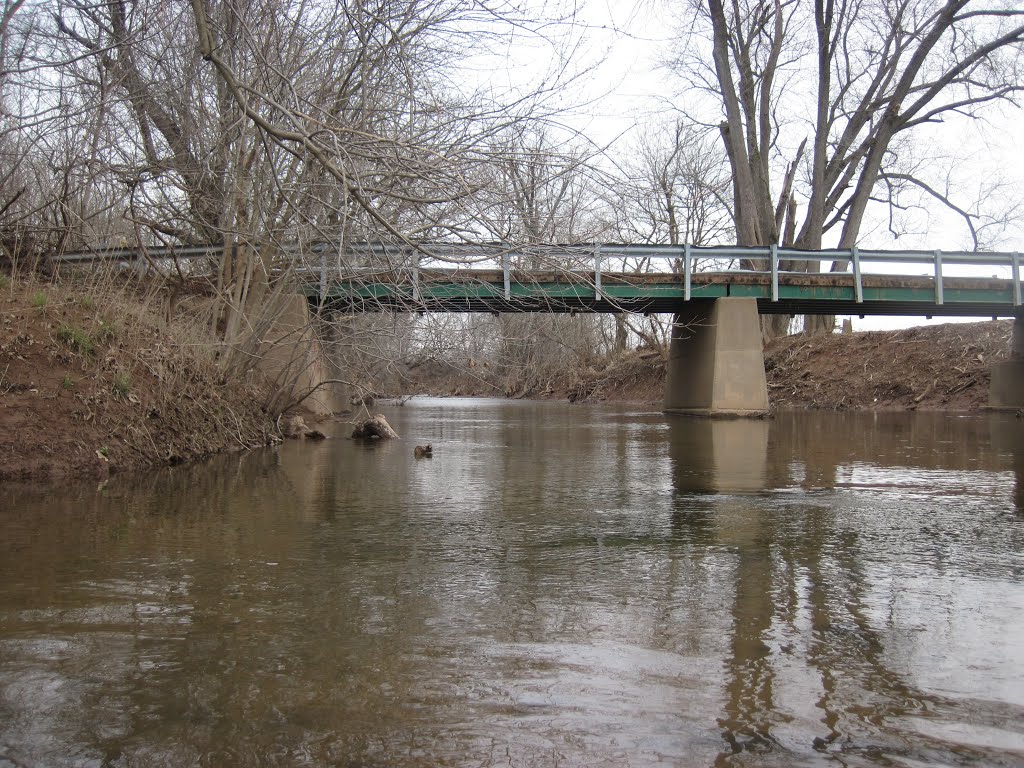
[258,295,349,417]
[663,298,769,417]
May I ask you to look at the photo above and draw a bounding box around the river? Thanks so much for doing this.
[1,401,1023,767]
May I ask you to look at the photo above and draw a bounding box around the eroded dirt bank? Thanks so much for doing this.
[388,319,1015,411]
[763,320,1012,411]
[0,276,278,482]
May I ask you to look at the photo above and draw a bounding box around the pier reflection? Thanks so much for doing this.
[991,415,1024,513]
[664,410,1024,764]
[665,418,769,494]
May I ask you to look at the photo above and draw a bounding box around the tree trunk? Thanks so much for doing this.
[803,314,834,335]
[352,415,399,439]
[762,314,791,342]
[614,315,628,353]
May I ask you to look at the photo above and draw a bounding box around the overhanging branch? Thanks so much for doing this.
[881,171,980,250]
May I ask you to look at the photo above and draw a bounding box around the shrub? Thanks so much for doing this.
[56,324,94,356]
[31,291,47,309]
[112,372,132,398]
[96,319,119,342]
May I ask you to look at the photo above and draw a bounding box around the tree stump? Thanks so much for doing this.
[351,414,399,440]
[280,414,308,439]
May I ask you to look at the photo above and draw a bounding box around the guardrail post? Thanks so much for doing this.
[1013,252,1021,306]
[770,243,779,302]
[595,244,603,301]
[502,251,511,300]
[934,249,944,305]
[851,246,863,303]
[683,243,692,301]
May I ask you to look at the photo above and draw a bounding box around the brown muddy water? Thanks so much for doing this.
[1,401,1023,767]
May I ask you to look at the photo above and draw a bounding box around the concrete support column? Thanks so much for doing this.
[315,315,352,414]
[989,315,1024,409]
[664,297,769,417]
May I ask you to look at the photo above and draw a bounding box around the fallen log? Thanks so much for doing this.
[352,414,399,440]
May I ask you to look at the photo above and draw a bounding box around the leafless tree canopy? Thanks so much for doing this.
[0,0,613,391]
[673,0,1024,334]
[681,0,1024,250]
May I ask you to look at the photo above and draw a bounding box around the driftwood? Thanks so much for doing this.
[352,414,399,440]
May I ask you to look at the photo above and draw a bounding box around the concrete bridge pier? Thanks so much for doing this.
[989,315,1024,410]
[663,297,769,417]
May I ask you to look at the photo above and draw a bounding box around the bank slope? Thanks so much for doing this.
[764,320,1013,411]
[386,319,1013,412]
[0,277,277,482]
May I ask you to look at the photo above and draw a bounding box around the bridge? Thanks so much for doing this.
[302,243,1023,319]
[300,242,1023,416]
[59,242,1024,415]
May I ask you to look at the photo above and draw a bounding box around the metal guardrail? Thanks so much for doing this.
[57,242,1023,307]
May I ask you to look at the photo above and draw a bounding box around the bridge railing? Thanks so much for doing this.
[55,242,1023,307]
[596,244,1023,307]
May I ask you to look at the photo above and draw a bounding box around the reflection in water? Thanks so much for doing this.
[0,402,1022,767]
[666,418,769,494]
[664,411,1024,767]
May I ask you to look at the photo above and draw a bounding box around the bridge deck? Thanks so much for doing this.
[310,269,1022,317]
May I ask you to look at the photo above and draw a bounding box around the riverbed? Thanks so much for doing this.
[1,401,1022,766]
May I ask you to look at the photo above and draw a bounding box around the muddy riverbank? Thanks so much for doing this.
[2,267,1014,484]
[0,276,278,482]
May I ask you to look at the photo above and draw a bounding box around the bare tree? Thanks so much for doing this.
[678,0,1024,336]
[476,125,602,246]
[6,0,557,398]
[470,125,612,390]
[0,0,59,270]
[598,119,734,353]
[609,118,733,250]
